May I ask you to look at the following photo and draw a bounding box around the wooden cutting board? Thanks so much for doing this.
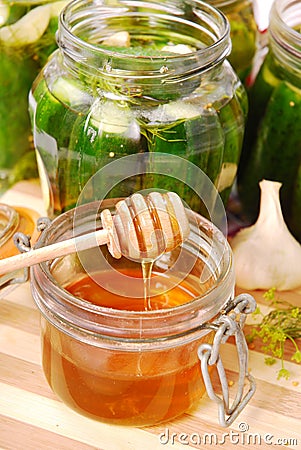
[0,181,300,450]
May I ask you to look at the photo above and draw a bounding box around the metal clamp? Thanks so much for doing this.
[198,293,257,427]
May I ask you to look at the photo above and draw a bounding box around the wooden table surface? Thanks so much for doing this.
[0,181,300,450]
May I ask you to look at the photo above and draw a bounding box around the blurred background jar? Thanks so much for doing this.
[237,0,301,242]
[29,0,248,218]
[206,0,258,83]
[0,202,39,289]
[0,0,67,194]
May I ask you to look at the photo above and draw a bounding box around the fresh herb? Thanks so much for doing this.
[247,288,301,379]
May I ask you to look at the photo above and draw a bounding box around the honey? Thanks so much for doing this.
[66,267,199,310]
[41,268,212,425]
[0,205,39,259]
[31,201,236,427]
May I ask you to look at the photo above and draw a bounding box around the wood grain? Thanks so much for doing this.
[0,182,300,450]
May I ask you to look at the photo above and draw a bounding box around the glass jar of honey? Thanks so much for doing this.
[30,199,256,427]
[0,203,39,288]
[29,0,248,218]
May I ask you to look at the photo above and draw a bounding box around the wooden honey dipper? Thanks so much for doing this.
[0,192,190,275]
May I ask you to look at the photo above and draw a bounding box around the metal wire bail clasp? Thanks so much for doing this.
[198,293,257,427]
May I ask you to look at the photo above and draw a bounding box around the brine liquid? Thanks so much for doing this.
[31,65,246,217]
[42,268,211,425]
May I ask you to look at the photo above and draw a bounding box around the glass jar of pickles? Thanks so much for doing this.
[30,199,256,426]
[0,0,67,192]
[237,0,301,242]
[206,0,258,83]
[29,0,248,218]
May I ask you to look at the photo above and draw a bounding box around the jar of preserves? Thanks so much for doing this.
[237,0,301,242]
[0,203,39,288]
[0,0,67,192]
[29,0,248,218]
[29,199,256,427]
[206,0,258,83]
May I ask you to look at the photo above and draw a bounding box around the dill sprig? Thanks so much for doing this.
[247,288,301,380]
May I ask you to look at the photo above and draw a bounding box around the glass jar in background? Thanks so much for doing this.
[0,203,39,288]
[30,199,255,426]
[0,203,39,257]
[237,0,301,242]
[206,0,258,83]
[29,0,248,218]
[0,0,67,193]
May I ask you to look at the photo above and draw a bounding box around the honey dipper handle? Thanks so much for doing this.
[0,228,109,276]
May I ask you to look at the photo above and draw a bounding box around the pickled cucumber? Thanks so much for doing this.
[215,94,245,203]
[33,76,146,212]
[71,98,144,205]
[227,15,257,82]
[0,50,38,168]
[238,80,301,240]
[0,0,66,186]
[142,102,222,210]
[33,76,92,213]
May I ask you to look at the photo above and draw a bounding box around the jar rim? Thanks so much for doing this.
[58,0,231,78]
[205,0,244,7]
[31,201,235,344]
[269,0,301,60]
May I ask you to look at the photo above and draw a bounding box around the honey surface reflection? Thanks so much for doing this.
[66,268,199,311]
[42,268,212,425]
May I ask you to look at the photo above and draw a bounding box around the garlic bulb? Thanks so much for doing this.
[231,180,301,291]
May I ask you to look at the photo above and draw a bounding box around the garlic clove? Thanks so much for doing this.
[102,31,130,47]
[0,5,50,46]
[231,179,301,291]
[161,44,195,54]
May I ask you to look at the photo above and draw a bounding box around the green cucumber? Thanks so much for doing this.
[238,81,301,230]
[140,100,224,213]
[239,62,274,172]
[0,1,65,186]
[227,15,256,82]
[68,98,144,208]
[215,94,245,204]
[11,150,38,182]
[51,76,92,110]
[143,101,209,208]
[33,77,91,213]
[33,76,146,212]
[0,50,38,168]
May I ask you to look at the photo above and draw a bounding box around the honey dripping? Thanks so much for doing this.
[100,191,190,311]
[125,197,155,311]
[124,193,184,311]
